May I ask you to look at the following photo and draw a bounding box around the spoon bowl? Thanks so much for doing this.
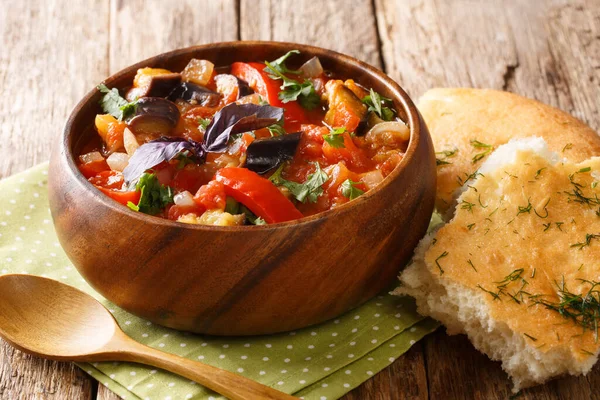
[0,274,297,400]
[0,274,116,358]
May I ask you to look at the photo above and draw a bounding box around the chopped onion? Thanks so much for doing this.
[79,151,104,164]
[300,56,324,78]
[361,170,384,190]
[106,152,129,172]
[123,128,140,156]
[181,59,214,86]
[365,121,410,144]
[174,191,196,207]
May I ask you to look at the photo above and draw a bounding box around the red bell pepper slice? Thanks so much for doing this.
[97,187,141,206]
[215,167,303,224]
[230,62,307,128]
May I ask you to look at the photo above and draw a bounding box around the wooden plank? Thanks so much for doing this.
[239,2,428,399]
[96,383,122,400]
[0,341,94,399]
[108,0,239,73]
[94,1,239,399]
[239,0,382,68]
[0,0,109,398]
[0,0,110,178]
[375,0,600,398]
[344,343,428,400]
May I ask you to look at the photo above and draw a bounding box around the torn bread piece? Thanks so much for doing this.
[419,88,600,214]
[396,137,600,391]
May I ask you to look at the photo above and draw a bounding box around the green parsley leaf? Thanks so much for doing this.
[269,163,329,203]
[323,126,346,148]
[264,60,320,110]
[97,83,138,121]
[340,179,365,200]
[267,122,286,137]
[127,173,174,215]
[198,117,211,132]
[224,197,240,215]
[239,205,268,225]
[362,88,395,121]
[263,50,301,76]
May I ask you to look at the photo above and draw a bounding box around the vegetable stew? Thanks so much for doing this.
[78,50,410,225]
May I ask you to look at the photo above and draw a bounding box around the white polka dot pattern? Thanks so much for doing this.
[0,163,439,400]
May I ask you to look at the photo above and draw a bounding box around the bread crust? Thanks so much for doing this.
[419,88,600,213]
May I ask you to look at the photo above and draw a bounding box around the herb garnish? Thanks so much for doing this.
[340,179,365,200]
[517,198,532,216]
[562,143,573,152]
[436,149,458,166]
[570,233,600,250]
[127,173,174,215]
[269,162,329,203]
[470,140,494,163]
[264,50,302,75]
[198,117,211,132]
[264,52,320,110]
[523,333,538,341]
[467,223,476,230]
[534,167,546,180]
[323,126,346,148]
[467,259,477,272]
[434,251,448,275]
[362,89,395,121]
[530,278,600,343]
[267,122,286,137]
[97,83,138,121]
[461,200,476,212]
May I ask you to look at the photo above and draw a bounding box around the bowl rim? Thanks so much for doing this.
[60,40,424,231]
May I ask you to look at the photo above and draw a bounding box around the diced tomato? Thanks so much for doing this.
[230,62,308,129]
[171,164,213,193]
[167,204,205,221]
[88,171,124,190]
[327,105,363,133]
[324,162,366,207]
[215,168,303,223]
[79,159,110,179]
[239,133,255,152]
[97,187,141,206]
[322,133,372,171]
[193,180,227,210]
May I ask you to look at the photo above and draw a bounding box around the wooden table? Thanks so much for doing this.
[1,0,599,398]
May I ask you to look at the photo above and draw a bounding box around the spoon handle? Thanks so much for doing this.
[113,334,298,400]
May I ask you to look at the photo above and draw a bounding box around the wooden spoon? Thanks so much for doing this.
[0,274,298,400]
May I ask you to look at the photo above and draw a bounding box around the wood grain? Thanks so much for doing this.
[344,343,428,400]
[1,0,600,398]
[108,0,238,73]
[0,0,110,178]
[376,0,600,398]
[239,0,382,69]
[0,1,109,398]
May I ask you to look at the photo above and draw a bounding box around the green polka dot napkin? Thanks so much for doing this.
[0,163,438,400]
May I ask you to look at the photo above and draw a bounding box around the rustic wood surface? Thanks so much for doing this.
[0,0,599,399]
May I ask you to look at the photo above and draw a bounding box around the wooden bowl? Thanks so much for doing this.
[48,41,436,335]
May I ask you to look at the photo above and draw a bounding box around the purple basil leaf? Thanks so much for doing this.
[122,137,204,184]
[244,132,302,174]
[203,103,284,153]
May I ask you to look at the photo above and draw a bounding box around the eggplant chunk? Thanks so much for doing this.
[126,73,182,101]
[167,82,222,107]
[128,97,180,136]
[236,78,254,98]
